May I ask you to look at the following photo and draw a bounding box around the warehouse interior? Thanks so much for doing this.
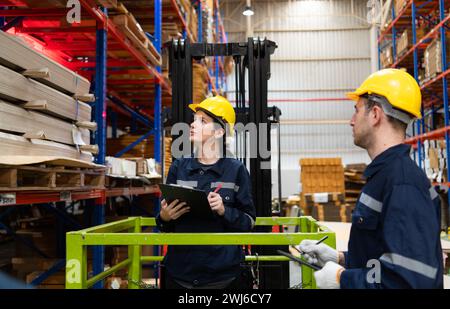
[0,0,448,290]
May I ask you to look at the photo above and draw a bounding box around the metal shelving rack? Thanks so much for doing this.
[0,0,227,288]
[378,0,450,227]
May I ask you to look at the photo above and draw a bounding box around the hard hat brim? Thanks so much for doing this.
[188,103,198,112]
[346,89,364,101]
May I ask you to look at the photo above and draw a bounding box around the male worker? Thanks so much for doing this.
[299,68,443,288]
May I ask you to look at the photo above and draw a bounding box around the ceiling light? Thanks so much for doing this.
[243,6,254,16]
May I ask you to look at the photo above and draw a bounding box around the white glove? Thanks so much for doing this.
[297,239,338,267]
[314,261,344,289]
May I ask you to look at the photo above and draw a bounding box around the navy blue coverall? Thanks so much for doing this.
[340,144,443,288]
[156,157,256,287]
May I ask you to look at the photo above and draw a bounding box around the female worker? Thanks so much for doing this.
[156,95,256,289]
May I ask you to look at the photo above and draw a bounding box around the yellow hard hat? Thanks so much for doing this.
[347,68,422,119]
[189,96,236,134]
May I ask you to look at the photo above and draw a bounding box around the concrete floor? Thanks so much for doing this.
[319,221,450,289]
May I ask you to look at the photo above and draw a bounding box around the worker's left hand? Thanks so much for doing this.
[314,261,345,289]
[208,192,225,216]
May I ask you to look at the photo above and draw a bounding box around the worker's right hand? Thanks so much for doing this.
[159,199,190,222]
[297,239,339,267]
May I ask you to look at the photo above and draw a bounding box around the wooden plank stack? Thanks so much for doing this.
[112,13,161,66]
[299,158,350,222]
[0,31,100,190]
[344,163,367,208]
[300,158,345,194]
[0,31,90,96]
[109,2,162,66]
[0,100,90,146]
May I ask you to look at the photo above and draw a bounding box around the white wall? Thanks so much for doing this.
[223,0,372,198]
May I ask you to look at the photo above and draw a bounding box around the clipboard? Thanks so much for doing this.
[158,183,214,219]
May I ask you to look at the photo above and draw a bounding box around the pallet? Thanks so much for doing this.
[0,30,90,96]
[112,14,161,66]
[0,164,105,191]
[301,192,345,207]
[311,203,354,223]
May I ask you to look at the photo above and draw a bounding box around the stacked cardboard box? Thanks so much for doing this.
[161,23,182,71]
[423,140,448,184]
[188,7,199,42]
[299,158,349,222]
[380,44,394,68]
[176,0,198,41]
[396,29,411,57]
[394,0,408,16]
[164,137,173,177]
[423,35,450,80]
[396,26,427,58]
[105,157,161,178]
[381,3,393,31]
[200,4,213,43]
[193,63,209,104]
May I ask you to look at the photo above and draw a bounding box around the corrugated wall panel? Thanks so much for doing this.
[258,30,370,59]
[223,0,371,197]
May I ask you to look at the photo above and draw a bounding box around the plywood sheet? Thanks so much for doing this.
[0,30,90,96]
[0,132,92,163]
[0,64,91,121]
[0,100,90,146]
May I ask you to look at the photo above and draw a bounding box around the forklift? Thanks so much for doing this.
[166,37,287,288]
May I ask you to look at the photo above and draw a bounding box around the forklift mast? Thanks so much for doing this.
[167,38,288,288]
[168,37,276,217]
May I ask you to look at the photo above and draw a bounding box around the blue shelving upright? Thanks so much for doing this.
[378,0,450,231]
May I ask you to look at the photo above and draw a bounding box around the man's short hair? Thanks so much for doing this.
[361,94,409,132]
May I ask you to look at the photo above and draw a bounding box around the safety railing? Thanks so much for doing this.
[65,216,335,289]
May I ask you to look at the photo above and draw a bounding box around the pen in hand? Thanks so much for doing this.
[292,235,329,255]
[213,183,222,194]
[315,235,329,245]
